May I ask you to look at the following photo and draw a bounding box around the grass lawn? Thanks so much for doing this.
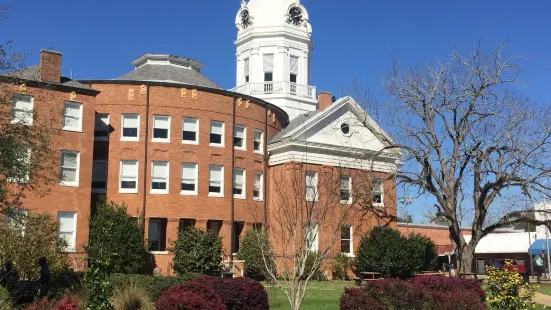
[264,281,549,310]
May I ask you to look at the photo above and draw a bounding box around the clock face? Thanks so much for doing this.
[288,6,302,26]
[241,10,251,28]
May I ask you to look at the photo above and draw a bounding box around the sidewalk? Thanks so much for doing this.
[535,292,551,307]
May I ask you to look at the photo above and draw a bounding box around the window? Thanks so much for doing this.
[151,161,169,194]
[290,56,299,94]
[121,114,139,141]
[179,218,196,233]
[5,209,27,236]
[148,218,167,252]
[372,178,383,205]
[233,168,245,198]
[152,115,170,142]
[94,113,109,141]
[209,165,224,196]
[92,161,107,193]
[305,171,318,202]
[57,211,77,252]
[62,102,83,132]
[120,160,138,193]
[232,222,245,254]
[11,94,33,125]
[340,175,352,204]
[253,129,263,153]
[182,117,198,144]
[210,121,224,146]
[305,223,318,252]
[8,145,31,184]
[341,225,353,255]
[181,163,198,195]
[244,58,250,83]
[234,125,246,150]
[207,220,223,236]
[59,150,80,187]
[263,54,274,82]
[253,172,263,201]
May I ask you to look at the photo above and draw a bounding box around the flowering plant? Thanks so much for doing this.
[486,262,535,310]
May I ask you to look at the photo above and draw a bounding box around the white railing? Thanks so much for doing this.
[229,81,317,100]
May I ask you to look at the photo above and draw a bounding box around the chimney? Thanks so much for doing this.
[318,91,332,110]
[39,50,62,83]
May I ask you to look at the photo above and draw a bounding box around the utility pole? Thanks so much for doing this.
[398,196,414,233]
[545,196,551,280]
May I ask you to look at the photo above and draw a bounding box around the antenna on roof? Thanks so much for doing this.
[70,69,73,80]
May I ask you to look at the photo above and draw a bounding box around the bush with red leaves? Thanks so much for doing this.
[409,275,486,301]
[24,297,50,310]
[155,283,225,310]
[340,287,385,310]
[53,295,80,310]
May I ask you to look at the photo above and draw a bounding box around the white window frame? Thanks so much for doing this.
[150,161,169,194]
[341,225,353,256]
[121,114,140,141]
[305,170,318,202]
[57,211,77,252]
[180,163,198,195]
[210,121,225,147]
[8,146,31,184]
[182,117,199,145]
[233,125,246,151]
[119,160,139,193]
[152,115,170,143]
[253,172,263,201]
[91,160,107,193]
[305,222,319,252]
[11,94,34,126]
[148,218,167,253]
[372,178,384,206]
[233,168,246,199]
[208,165,224,197]
[94,113,110,141]
[244,58,250,83]
[62,102,83,132]
[253,129,264,154]
[59,150,80,187]
[340,175,352,204]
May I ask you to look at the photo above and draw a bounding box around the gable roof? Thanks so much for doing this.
[4,65,93,90]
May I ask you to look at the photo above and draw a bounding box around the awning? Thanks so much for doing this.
[528,239,551,255]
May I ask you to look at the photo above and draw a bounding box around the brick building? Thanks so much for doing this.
[3,0,401,276]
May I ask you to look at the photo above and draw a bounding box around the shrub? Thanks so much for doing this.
[112,282,154,310]
[366,278,425,309]
[185,275,269,310]
[88,198,149,274]
[0,286,12,310]
[486,262,535,310]
[50,271,85,298]
[111,273,198,301]
[332,254,353,280]
[340,287,385,310]
[409,276,485,301]
[301,251,327,281]
[172,227,222,275]
[355,227,438,279]
[0,211,68,280]
[155,284,225,310]
[84,249,114,309]
[54,295,80,310]
[237,229,275,281]
[428,289,486,310]
[24,297,50,310]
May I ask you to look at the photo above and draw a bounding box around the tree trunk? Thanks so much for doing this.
[456,244,475,274]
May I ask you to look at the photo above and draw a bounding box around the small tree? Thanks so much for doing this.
[0,211,67,279]
[87,198,148,274]
[486,262,535,310]
[237,229,275,281]
[172,227,222,275]
[407,233,438,272]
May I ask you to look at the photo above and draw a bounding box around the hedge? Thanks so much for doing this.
[111,273,198,301]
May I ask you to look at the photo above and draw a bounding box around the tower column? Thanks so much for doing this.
[236,53,243,86]
[277,45,289,83]
[300,50,309,85]
[250,47,260,83]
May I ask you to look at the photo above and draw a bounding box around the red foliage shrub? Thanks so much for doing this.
[155,290,225,310]
[409,276,486,301]
[429,289,486,310]
[366,278,426,309]
[340,287,385,310]
[24,297,50,310]
[54,295,80,310]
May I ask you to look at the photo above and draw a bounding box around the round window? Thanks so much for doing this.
[341,123,350,135]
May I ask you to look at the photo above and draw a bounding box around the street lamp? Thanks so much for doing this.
[398,196,415,232]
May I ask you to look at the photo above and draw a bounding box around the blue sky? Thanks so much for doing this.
[3,0,551,222]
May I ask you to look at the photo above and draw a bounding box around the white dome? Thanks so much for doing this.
[236,0,311,35]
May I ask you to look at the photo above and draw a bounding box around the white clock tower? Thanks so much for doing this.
[230,0,317,120]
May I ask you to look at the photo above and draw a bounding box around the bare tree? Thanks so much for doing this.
[358,44,551,273]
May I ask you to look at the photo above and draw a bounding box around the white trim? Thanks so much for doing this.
[57,211,77,253]
[91,160,107,193]
[59,150,80,187]
[253,129,264,154]
[119,160,139,193]
[151,115,170,143]
[253,172,263,201]
[121,114,140,142]
[234,125,247,151]
[208,165,224,197]
[341,225,353,256]
[340,175,352,204]
[210,121,225,147]
[62,102,83,132]
[233,168,246,199]
[180,162,198,196]
[182,117,199,145]
[11,94,34,126]
[150,161,169,194]
[372,178,384,206]
[305,170,318,202]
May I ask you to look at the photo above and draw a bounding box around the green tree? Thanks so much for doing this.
[87,198,148,274]
[172,227,222,275]
[237,229,275,281]
[407,233,438,271]
[0,211,68,279]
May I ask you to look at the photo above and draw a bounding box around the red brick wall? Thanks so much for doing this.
[398,224,471,255]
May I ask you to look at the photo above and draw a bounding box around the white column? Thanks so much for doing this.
[236,53,242,87]
[277,46,288,83]
[250,47,260,83]
[301,50,309,85]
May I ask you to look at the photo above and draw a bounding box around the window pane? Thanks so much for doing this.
[61,152,78,168]
[209,166,222,181]
[290,56,299,73]
[263,54,274,71]
[148,220,160,251]
[234,137,243,147]
[123,115,139,127]
[209,186,221,193]
[121,161,138,176]
[152,182,167,190]
[341,226,351,239]
[121,180,136,189]
[183,118,197,131]
[182,131,196,141]
[264,72,273,82]
[181,183,195,191]
[57,212,75,232]
[152,162,168,178]
[153,128,168,139]
[211,134,222,144]
[153,116,169,129]
[64,103,81,117]
[341,240,351,253]
[123,128,138,137]
[210,122,223,135]
[92,162,107,181]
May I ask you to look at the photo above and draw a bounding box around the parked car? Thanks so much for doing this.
[490,259,526,273]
